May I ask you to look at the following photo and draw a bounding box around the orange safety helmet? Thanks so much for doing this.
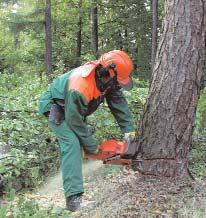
[99,50,134,90]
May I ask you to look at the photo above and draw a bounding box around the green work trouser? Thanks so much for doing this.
[48,120,84,197]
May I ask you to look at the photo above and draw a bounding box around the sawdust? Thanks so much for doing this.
[75,167,206,218]
[23,162,206,217]
[24,160,102,209]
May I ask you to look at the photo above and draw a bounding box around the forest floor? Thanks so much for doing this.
[22,160,206,218]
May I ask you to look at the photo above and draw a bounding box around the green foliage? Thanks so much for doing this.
[0,149,37,190]
[195,87,206,134]
[188,87,206,179]
[0,73,59,192]
[88,78,148,142]
[189,138,206,179]
[0,0,157,78]
[98,0,152,78]
[0,72,148,195]
[1,190,72,217]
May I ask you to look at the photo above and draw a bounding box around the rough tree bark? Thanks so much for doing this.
[91,0,98,59]
[151,0,158,70]
[134,0,206,178]
[45,0,52,83]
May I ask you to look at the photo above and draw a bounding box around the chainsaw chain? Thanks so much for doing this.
[104,154,121,162]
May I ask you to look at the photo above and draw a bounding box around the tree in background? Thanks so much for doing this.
[45,0,52,83]
[90,0,98,59]
[0,0,45,74]
[75,0,83,67]
[97,0,152,78]
[0,0,155,79]
[134,0,206,178]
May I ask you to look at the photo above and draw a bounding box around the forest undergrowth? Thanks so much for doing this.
[1,74,206,217]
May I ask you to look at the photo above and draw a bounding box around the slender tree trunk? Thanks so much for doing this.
[14,31,20,49]
[124,28,128,52]
[75,0,82,67]
[134,0,206,178]
[151,0,158,70]
[91,0,98,59]
[118,30,123,50]
[45,0,52,83]
[76,16,82,59]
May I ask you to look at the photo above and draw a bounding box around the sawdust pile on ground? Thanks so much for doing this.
[22,165,206,218]
[75,166,206,218]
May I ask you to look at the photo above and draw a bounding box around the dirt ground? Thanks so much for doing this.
[75,166,206,218]
[26,162,206,218]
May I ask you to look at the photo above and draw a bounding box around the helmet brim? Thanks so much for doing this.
[119,77,133,90]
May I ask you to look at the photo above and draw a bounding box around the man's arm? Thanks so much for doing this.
[64,90,98,152]
[105,89,134,133]
[39,86,53,115]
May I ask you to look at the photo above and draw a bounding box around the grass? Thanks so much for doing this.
[178,196,206,218]
[189,138,206,179]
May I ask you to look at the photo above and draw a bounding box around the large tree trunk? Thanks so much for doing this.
[134,0,206,178]
[45,0,52,83]
[91,0,98,59]
[151,0,158,70]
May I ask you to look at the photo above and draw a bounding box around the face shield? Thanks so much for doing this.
[117,76,133,91]
[107,63,133,91]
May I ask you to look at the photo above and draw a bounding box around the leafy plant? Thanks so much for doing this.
[0,74,59,193]
[1,190,72,218]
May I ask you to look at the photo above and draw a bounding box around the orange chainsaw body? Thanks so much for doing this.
[84,139,134,165]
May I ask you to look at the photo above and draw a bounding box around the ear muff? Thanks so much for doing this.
[96,63,117,78]
[95,64,120,93]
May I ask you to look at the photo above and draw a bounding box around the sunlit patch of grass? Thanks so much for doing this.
[178,197,206,218]
[189,139,206,179]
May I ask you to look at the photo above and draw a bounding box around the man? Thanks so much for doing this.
[39,50,136,211]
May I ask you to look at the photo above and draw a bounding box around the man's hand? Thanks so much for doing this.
[123,132,137,143]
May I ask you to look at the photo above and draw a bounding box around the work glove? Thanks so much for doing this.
[123,131,137,143]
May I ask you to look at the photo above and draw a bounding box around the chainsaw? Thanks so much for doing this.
[84,139,138,166]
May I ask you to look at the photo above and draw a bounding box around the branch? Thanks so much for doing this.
[0,174,3,186]
[0,95,38,102]
[99,16,128,26]
[0,155,37,161]
[0,109,37,113]
[0,156,16,161]
[0,95,19,100]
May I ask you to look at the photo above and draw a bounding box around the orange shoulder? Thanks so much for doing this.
[68,70,101,102]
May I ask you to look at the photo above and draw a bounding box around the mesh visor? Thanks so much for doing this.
[118,76,133,91]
